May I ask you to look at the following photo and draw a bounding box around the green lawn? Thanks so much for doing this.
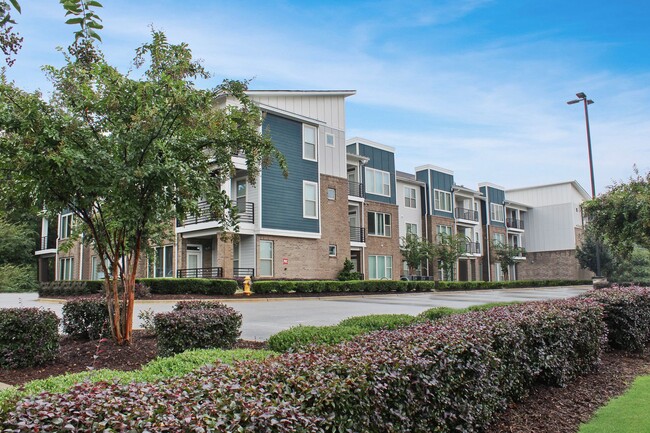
[579,375,650,433]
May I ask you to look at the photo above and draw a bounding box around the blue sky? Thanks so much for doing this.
[5,0,649,194]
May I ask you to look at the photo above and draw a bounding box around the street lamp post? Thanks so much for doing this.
[567,92,601,276]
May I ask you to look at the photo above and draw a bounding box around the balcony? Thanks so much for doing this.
[177,267,223,278]
[39,236,57,251]
[178,201,254,226]
[348,181,364,198]
[350,226,366,243]
[455,207,479,222]
[461,242,481,255]
[506,218,525,230]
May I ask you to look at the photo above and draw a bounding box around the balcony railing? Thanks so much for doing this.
[455,207,479,222]
[178,201,254,226]
[39,236,57,250]
[233,267,255,278]
[506,218,525,230]
[348,181,364,198]
[461,242,481,255]
[177,267,223,278]
[350,226,366,243]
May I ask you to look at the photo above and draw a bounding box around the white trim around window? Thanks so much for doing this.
[365,167,391,197]
[368,255,393,280]
[59,257,74,280]
[303,181,319,219]
[433,189,452,212]
[404,186,417,208]
[259,240,274,277]
[303,124,317,161]
[490,203,505,222]
[325,133,335,147]
[59,213,73,239]
[368,211,392,237]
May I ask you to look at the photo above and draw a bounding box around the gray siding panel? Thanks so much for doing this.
[486,186,506,227]
[430,170,454,218]
[261,114,319,233]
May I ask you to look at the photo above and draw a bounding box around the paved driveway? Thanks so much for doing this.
[1,285,591,341]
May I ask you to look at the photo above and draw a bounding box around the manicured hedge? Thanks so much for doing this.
[38,280,103,297]
[62,297,109,340]
[418,306,465,321]
[268,325,364,352]
[3,298,606,432]
[582,285,650,352]
[0,308,59,369]
[338,314,419,331]
[40,278,238,297]
[154,302,243,356]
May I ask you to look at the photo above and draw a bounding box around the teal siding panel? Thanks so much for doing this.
[485,186,506,228]
[261,114,319,233]
[359,144,396,205]
[430,170,454,218]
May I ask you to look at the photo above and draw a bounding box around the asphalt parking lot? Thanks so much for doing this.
[1,285,591,340]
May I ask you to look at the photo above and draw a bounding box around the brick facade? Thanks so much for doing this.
[365,201,401,280]
[516,249,593,280]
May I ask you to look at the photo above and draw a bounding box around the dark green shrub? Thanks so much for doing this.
[155,304,242,356]
[251,280,296,294]
[338,314,418,331]
[138,278,237,295]
[467,301,521,312]
[39,280,103,297]
[173,300,233,311]
[0,308,59,368]
[268,325,363,352]
[337,258,363,281]
[582,285,650,352]
[62,297,109,340]
[417,306,465,321]
[0,264,38,292]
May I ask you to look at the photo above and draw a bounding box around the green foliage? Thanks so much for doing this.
[61,297,109,340]
[0,217,35,266]
[611,247,650,283]
[39,280,103,297]
[268,325,364,352]
[576,227,615,277]
[338,314,419,331]
[0,264,37,292]
[432,233,467,281]
[467,301,521,311]
[154,303,243,356]
[417,306,464,321]
[0,0,23,66]
[0,347,273,419]
[0,308,59,368]
[138,278,238,296]
[579,375,650,433]
[400,233,433,275]
[0,28,282,343]
[582,170,650,258]
[337,258,363,281]
[491,241,526,280]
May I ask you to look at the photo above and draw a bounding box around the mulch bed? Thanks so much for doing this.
[1,339,649,433]
[0,331,267,386]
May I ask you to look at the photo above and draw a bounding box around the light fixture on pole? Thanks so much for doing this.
[567,91,601,276]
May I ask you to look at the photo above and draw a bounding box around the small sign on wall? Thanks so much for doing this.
[282,258,289,265]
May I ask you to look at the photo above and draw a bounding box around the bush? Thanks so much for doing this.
[250,280,296,294]
[417,306,465,321]
[467,301,521,312]
[338,314,419,331]
[583,285,650,352]
[0,308,59,368]
[39,280,103,297]
[268,325,364,352]
[154,304,242,356]
[61,297,109,340]
[139,278,237,295]
[337,258,363,281]
[0,264,38,293]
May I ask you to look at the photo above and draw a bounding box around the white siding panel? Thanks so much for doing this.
[396,180,422,239]
[240,236,255,269]
[524,203,576,252]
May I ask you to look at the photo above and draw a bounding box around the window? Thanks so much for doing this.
[368,255,393,280]
[303,125,317,161]
[493,233,506,246]
[325,133,335,147]
[406,223,418,236]
[404,187,417,208]
[368,212,391,237]
[303,181,319,219]
[365,167,391,196]
[153,245,174,278]
[329,245,337,257]
[91,256,111,280]
[436,224,452,242]
[434,190,452,212]
[327,187,336,200]
[60,213,73,239]
[490,203,505,222]
[260,240,274,277]
[59,257,74,280]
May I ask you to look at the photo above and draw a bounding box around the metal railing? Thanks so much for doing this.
[455,207,479,222]
[348,181,364,198]
[177,267,223,278]
[461,242,481,255]
[233,267,255,278]
[350,226,366,243]
[39,236,57,250]
[178,201,254,226]
[506,218,525,229]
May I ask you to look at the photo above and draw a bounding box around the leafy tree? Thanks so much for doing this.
[0,217,36,266]
[492,241,526,281]
[611,246,650,283]
[432,233,466,281]
[0,0,22,66]
[0,30,283,344]
[576,227,614,277]
[400,233,433,276]
[582,169,650,259]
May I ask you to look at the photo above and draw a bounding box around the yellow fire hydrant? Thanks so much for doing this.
[243,275,252,296]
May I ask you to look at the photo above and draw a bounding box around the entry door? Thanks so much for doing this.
[186,245,203,277]
[458,260,469,281]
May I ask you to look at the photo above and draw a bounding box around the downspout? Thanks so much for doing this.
[485,201,491,282]
[79,233,84,280]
